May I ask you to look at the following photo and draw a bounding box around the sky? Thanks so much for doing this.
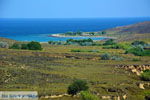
[0,0,150,18]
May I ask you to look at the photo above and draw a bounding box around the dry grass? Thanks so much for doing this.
[0,40,149,100]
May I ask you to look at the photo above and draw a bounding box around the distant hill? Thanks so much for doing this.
[104,21,150,41]
[108,21,150,34]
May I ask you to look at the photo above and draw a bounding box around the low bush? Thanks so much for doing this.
[103,45,120,49]
[64,31,83,36]
[117,43,131,50]
[0,42,9,48]
[141,70,150,81]
[101,53,111,60]
[103,43,131,50]
[125,46,150,56]
[89,32,95,35]
[67,79,89,96]
[48,41,65,45]
[67,38,93,43]
[48,39,101,46]
[111,56,123,61]
[80,91,99,100]
[101,53,123,60]
[131,41,147,46]
[103,39,116,45]
[97,31,106,35]
[66,38,94,46]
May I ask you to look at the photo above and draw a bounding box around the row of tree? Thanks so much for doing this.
[10,41,42,50]
[64,31,107,36]
[48,38,96,46]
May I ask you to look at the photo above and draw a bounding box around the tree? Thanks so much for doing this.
[21,44,28,49]
[27,41,42,50]
[67,79,89,96]
[9,43,21,49]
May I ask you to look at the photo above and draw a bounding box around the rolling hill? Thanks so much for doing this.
[108,21,150,34]
[104,21,150,41]
[0,37,17,45]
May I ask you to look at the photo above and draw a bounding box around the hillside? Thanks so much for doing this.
[103,21,150,41]
[108,21,150,34]
[0,37,17,44]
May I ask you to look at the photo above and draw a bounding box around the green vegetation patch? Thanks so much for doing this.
[9,41,42,50]
[131,41,148,46]
[125,46,150,56]
[140,70,150,81]
[80,91,99,100]
[63,31,106,36]
[100,53,123,60]
[103,43,131,50]
[67,79,89,96]
[103,39,116,45]
[48,38,98,46]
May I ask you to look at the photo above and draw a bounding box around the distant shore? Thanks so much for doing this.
[49,33,116,39]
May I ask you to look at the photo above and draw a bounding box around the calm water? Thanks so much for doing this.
[0,18,150,42]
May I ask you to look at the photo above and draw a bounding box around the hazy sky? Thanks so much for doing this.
[0,0,150,18]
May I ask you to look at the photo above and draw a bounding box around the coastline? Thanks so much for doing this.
[49,33,116,39]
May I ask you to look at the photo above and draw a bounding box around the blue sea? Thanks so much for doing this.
[0,18,150,42]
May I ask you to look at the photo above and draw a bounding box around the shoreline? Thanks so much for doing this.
[49,33,116,39]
